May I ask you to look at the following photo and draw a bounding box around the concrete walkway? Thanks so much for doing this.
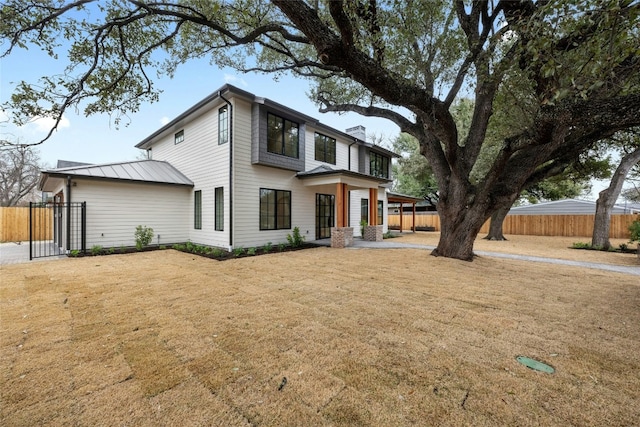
[311,238,640,276]
[2,239,639,276]
[0,242,66,265]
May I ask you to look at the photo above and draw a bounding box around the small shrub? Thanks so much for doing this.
[233,247,245,257]
[571,242,591,249]
[278,243,286,252]
[247,247,257,256]
[135,225,154,250]
[107,247,115,255]
[211,248,224,257]
[185,241,196,252]
[360,219,368,237]
[120,245,126,253]
[263,242,273,253]
[172,243,186,251]
[629,219,640,243]
[286,226,305,248]
[69,250,80,257]
[159,245,167,250]
[90,245,103,256]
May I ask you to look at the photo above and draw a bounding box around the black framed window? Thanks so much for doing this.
[360,199,368,224]
[175,130,185,145]
[370,151,389,178]
[260,188,291,230]
[314,132,336,164]
[377,200,384,225]
[218,106,228,145]
[215,187,224,231]
[267,113,299,158]
[194,190,202,229]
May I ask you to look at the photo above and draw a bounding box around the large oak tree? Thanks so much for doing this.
[2,0,639,260]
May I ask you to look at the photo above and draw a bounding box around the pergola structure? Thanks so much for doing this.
[387,192,423,233]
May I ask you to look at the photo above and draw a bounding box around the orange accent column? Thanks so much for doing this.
[369,188,377,226]
[336,183,348,227]
[399,202,404,232]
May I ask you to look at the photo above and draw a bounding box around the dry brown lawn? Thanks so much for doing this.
[1,234,639,426]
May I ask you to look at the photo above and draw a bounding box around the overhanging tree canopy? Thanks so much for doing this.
[2,0,639,260]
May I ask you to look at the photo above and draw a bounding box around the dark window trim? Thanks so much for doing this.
[218,106,228,145]
[370,151,389,179]
[175,129,185,145]
[314,132,336,164]
[194,190,202,230]
[267,112,299,158]
[259,188,292,230]
[377,200,384,225]
[360,198,369,224]
[215,187,224,231]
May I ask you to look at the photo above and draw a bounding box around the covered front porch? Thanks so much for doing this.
[297,167,391,248]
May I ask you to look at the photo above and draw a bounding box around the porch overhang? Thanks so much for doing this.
[296,167,391,189]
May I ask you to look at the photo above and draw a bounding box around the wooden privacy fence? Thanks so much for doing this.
[0,206,53,242]
[388,213,638,239]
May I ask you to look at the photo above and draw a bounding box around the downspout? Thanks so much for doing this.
[219,91,233,250]
[66,176,72,252]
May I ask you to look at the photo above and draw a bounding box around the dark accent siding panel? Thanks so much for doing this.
[251,104,306,171]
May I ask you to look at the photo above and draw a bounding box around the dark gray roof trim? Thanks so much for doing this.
[297,165,392,184]
[135,84,256,149]
[134,83,401,158]
[42,160,194,186]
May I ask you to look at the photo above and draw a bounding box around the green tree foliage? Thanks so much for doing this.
[2,0,639,260]
[392,133,437,204]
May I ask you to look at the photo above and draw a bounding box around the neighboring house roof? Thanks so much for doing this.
[508,198,640,215]
[39,160,194,191]
[56,160,93,168]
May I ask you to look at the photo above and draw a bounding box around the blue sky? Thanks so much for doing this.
[0,38,615,201]
[1,45,399,169]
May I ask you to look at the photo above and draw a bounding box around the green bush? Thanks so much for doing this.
[278,243,286,252]
[571,242,592,249]
[286,226,305,248]
[90,245,103,256]
[69,250,80,257]
[263,242,273,253]
[135,225,154,250]
[233,247,245,257]
[247,247,257,256]
[629,219,640,243]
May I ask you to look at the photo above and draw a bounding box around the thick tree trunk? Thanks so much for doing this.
[592,147,640,250]
[432,202,489,261]
[483,206,510,240]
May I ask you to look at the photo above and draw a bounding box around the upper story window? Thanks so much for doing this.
[314,133,336,164]
[218,106,229,145]
[370,151,390,179]
[174,130,185,145]
[267,113,299,158]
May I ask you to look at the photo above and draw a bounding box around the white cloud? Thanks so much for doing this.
[160,116,170,126]
[30,115,71,133]
[224,74,248,87]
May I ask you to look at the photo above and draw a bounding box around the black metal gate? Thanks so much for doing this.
[29,201,86,260]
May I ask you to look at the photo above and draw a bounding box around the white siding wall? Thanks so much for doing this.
[149,100,230,248]
[304,126,352,171]
[348,188,389,236]
[70,179,190,248]
[233,99,317,248]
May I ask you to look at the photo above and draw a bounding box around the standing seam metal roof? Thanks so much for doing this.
[42,160,193,186]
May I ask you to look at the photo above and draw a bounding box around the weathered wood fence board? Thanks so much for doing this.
[388,214,638,239]
[0,207,53,242]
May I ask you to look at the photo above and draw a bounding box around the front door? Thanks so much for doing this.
[316,193,335,239]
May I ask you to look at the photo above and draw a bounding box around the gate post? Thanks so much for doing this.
[29,202,33,261]
[81,202,87,254]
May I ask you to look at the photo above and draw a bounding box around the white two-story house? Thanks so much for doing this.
[38,84,398,252]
